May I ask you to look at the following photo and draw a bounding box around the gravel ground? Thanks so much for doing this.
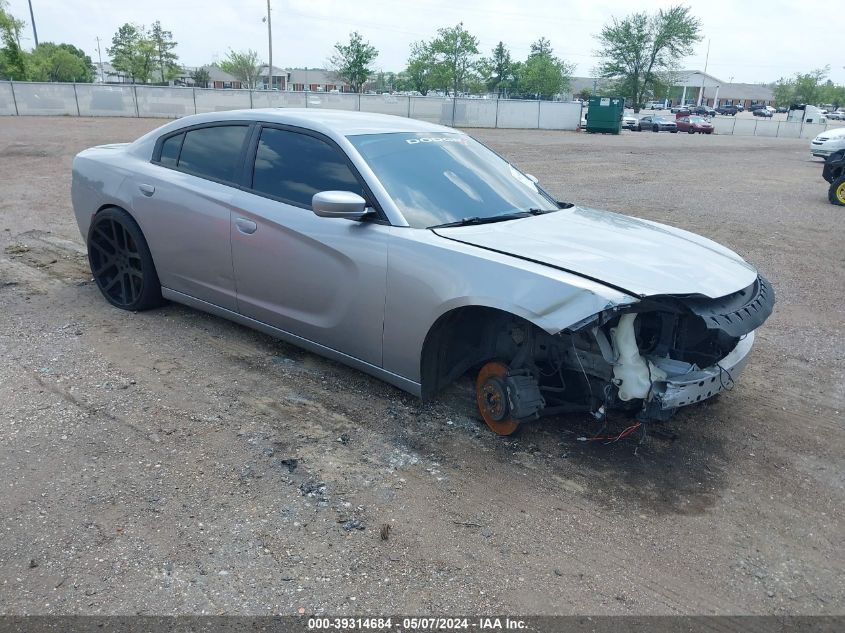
[0,116,842,616]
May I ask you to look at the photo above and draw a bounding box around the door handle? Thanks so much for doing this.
[235,218,258,235]
[138,183,155,197]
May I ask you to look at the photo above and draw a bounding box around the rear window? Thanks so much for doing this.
[176,125,249,184]
[159,133,183,167]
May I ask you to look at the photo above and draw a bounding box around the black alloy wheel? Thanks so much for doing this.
[87,207,162,311]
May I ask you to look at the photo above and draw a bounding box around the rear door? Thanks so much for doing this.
[129,123,252,311]
[229,125,389,367]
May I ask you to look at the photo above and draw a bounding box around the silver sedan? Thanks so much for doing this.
[72,110,774,435]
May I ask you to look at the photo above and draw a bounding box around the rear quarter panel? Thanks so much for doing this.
[71,145,137,239]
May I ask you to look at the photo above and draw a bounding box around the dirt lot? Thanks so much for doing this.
[0,117,842,616]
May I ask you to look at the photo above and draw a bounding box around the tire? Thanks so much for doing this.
[87,207,163,311]
[653,124,659,132]
[636,124,642,132]
[688,128,695,134]
[706,130,713,134]
[670,130,678,133]
[830,175,845,206]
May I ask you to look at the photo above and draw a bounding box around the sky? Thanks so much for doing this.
[6,0,845,85]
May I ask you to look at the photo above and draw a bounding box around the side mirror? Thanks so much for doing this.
[312,191,372,220]
[524,173,539,184]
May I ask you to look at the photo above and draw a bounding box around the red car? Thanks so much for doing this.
[676,115,714,134]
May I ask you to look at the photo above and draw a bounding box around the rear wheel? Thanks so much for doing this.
[688,128,695,134]
[475,361,520,436]
[87,207,162,311]
[830,175,845,206]
[653,124,659,132]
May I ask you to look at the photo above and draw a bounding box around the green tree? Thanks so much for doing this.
[328,31,377,93]
[0,0,26,80]
[483,41,514,97]
[404,41,437,95]
[520,38,574,100]
[108,23,156,83]
[373,71,396,93]
[191,66,210,88]
[429,22,479,96]
[463,73,487,96]
[509,60,525,96]
[821,81,845,108]
[219,49,261,88]
[773,67,832,106]
[594,5,702,111]
[28,42,95,82]
[149,21,179,83]
[529,37,553,58]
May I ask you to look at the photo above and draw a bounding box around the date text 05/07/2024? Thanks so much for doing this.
[307,617,528,630]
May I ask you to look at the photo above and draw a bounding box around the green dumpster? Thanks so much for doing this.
[585,96,624,134]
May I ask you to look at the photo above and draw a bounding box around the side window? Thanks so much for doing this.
[177,125,249,184]
[251,127,364,207]
[159,133,183,167]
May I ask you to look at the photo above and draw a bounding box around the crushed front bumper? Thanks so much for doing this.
[651,331,755,409]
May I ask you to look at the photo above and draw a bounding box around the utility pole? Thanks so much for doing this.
[96,37,104,83]
[266,0,273,89]
[27,0,38,47]
[698,39,710,107]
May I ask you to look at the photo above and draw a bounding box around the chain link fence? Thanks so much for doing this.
[0,82,584,130]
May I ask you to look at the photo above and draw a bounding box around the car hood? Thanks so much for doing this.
[432,206,758,298]
[818,127,845,139]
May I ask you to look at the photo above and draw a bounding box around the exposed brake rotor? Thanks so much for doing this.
[475,361,520,436]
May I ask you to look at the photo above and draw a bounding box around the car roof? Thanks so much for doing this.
[170,108,455,137]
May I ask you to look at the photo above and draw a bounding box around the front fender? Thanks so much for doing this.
[382,227,637,383]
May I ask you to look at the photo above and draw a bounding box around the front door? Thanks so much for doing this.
[230,125,389,367]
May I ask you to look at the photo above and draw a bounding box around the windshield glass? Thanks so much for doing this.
[348,132,555,228]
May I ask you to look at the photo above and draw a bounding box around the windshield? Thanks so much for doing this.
[348,132,555,228]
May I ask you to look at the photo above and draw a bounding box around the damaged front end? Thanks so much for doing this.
[479,275,774,431]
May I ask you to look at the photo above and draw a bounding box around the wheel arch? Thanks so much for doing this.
[88,204,163,286]
[419,304,541,400]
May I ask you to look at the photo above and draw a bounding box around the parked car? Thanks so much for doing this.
[715,106,738,116]
[621,112,639,130]
[638,115,678,132]
[776,106,789,113]
[673,108,692,119]
[71,110,774,435]
[823,149,845,206]
[752,108,773,118]
[734,104,745,112]
[691,105,716,117]
[810,126,845,158]
[676,116,714,134]
[826,111,844,121]
[646,101,665,110]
